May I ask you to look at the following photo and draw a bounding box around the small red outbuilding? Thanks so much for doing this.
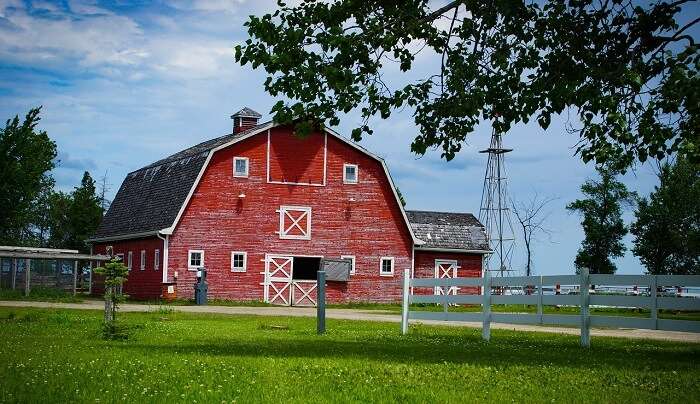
[88,108,489,304]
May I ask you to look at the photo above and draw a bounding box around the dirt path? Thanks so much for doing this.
[1,300,698,343]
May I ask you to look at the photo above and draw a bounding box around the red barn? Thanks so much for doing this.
[88,108,489,304]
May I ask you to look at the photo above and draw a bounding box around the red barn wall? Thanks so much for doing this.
[92,237,163,300]
[168,126,413,303]
[413,250,483,295]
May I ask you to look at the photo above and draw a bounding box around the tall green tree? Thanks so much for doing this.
[67,172,102,252]
[47,172,102,252]
[567,167,636,274]
[631,157,699,275]
[0,107,57,245]
[236,1,698,169]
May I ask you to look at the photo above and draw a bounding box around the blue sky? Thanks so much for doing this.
[0,0,691,275]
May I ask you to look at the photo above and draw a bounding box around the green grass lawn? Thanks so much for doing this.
[0,308,698,403]
[0,286,84,303]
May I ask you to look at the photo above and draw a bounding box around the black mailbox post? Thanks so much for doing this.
[194,268,208,305]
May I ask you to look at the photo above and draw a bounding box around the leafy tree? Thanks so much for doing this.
[67,172,102,252]
[28,175,56,247]
[236,1,698,169]
[0,107,57,244]
[567,167,636,274]
[395,186,407,207]
[631,157,699,275]
[47,191,72,248]
[94,258,129,339]
[46,172,102,252]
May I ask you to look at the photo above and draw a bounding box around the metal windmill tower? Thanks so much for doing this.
[478,128,517,276]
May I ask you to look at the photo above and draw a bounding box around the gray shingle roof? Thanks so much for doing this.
[231,107,262,118]
[406,210,489,251]
[91,122,270,240]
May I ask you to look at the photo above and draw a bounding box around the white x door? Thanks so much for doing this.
[265,255,293,305]
[434,260,459,295]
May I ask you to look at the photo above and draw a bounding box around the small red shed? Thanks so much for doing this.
[88,108,490,304]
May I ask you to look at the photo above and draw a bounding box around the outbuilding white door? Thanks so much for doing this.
[434,260,459,295]
[265,255,293,305]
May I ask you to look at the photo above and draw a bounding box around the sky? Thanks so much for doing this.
[0,0,692,275]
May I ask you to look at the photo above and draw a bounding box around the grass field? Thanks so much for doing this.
[0,286,83,303]
[0,307,698,403]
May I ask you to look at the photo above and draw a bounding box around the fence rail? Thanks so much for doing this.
[400,268,700,346]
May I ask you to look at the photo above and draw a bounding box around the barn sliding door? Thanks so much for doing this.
[264,255,293,305]
[434,260,459,295]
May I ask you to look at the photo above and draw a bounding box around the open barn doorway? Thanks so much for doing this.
[291,256,320,306]
[292,257,321,280]
[264,255,321,306]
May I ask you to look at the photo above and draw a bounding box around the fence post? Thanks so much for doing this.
[401,268,410,335]
[24,258,31,296]
[482,269,491,342]
[73,260,79,296]
[11,258,16,290]
[442,278,449,319]
[580,267,590,347]
[537,275,543,325]
[650,275,658,330]
[317,270,326,335]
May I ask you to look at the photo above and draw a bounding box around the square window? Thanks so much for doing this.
[379,257,394,276]
[154,249,160,270]
[115,253,124,263]
[231,252,247,272]
[343,164,358,184]
[188,250,204,270]
[140,250,146,270]
[278,206,311,240]
[341,255,356,275]
[234,157,249,178]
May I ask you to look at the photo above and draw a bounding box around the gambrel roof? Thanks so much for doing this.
[91,122,270,241]
[406,210,489,252]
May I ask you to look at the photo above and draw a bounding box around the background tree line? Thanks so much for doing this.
[567,157,698,276]
[0,108,105,253]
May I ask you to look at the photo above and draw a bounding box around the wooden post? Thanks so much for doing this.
[580,267,590,347]
[24,258,31,296]
[73,260,79,296]
[88,261,93,295]
[317,270,326,335]
[442,277,449,318]
[11,258,16,290]
[650,275,658,330]
[482,269,491,342]
[401,267,410,335]
[537,275,544,325]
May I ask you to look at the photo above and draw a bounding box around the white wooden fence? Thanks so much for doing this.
[400,268,700,346]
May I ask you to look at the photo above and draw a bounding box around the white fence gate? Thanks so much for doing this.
[400,268,700,346]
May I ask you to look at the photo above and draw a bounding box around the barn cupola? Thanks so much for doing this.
[231,107,262,134]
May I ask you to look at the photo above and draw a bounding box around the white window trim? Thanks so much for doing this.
[341,255,356,275]
[154,249,160,271]
[343,163,358,184]
[230,251,247,272]
[140,250,146,271]
[188,249,204,271]
[277,205,312,240]
[115,253,124,262]
[233,157,249,178]
[379,257,394,276]
[127,251,133,271]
